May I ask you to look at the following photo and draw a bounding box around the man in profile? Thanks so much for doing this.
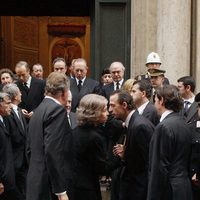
[26,72,72,200]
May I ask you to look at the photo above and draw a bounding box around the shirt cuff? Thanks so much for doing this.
[55,191,66,196]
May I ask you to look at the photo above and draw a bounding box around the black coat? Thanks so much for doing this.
[5,108,27,170]
[100,81,124,100]
[119,111,154,200]
[72,125,120,200]
[26,98,73,200]
[179,101,198,123]
[16,77,45,112]
[70,78,99,112]
[147,112,192,200]
[4,108,28,199]
[142,102,160,126]
[0,119,23,200]
[188,120,200,200]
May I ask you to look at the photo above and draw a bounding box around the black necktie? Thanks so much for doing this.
[78,80,82,91]
[67,114,71,127]
[184,101,191,115]
[17,108,24,130]
[23,82,29,94]
[116,81,120,90]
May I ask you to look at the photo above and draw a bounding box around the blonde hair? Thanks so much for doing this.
[122,78,135,93]
[77,94,108,126]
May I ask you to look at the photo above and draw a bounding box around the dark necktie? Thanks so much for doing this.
[184,101,191,116]
[67,114,71,127]
[17,108,24,130]
[23,82,29,94]
[78,80,82,91]
[116,81,120,90]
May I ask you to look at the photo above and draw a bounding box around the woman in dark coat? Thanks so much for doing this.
[73,94,120,200]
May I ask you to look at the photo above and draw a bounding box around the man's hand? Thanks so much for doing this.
[192,173,200,188]
[0,182,4,194]
[57,193,69,200]
[21,109,33,119]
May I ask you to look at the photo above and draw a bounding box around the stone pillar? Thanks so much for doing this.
[157,0,191,85]
[130,0,157,78]
[195,1,200,93]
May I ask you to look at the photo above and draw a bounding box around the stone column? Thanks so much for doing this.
[195,0,200,92]
[156,0,191,85]
[130,0,157,78]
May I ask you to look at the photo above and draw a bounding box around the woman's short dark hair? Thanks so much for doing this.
[0,68,14,83]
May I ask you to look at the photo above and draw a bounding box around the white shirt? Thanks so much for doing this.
[75,76,86,86]
[125,110,135,128]
[12,104,20,118]
[160,110,173,122]
[114,79,124,90]
[137,101,149,115]
[0,115,4,125]
[45,96,61,105]
[183,96,195,109]
[26,76,32,88]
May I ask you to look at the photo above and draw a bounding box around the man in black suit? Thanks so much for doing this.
[130,79,160,126]
[147,85,192,200]
[177,76,198,123]
[26,72,72,200]
[187,92,200,200]
[15,61,45,119]
[3,83,28,199]
[0,92,23,200]
[110,90,155,200]
[70,58,99,112]
[101,61,125,100]
[65,90,77,129]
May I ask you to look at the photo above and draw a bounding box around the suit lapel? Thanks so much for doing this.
[0,119,9,135]
[11,109,25,136]
[186,102,198,122]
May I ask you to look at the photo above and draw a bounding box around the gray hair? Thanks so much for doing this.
[2,83,19,101]
[15,61,30,70]
[0,92,10,103]
[76,94,108,126]
[45,72,70,95]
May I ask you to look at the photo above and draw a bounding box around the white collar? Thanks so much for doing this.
[75,77,86,85]
[11,104,18,111]
[125,110,135,128]
[45,96,61,105]
[183,96,195,104]
[137,101,149,115]
[25,76,32,88]
[160,110,173,122]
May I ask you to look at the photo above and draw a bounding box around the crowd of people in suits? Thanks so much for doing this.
[0,52,200,200]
